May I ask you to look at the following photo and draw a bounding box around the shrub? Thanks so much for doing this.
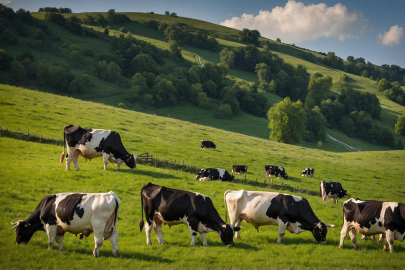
[68,74,91,94]
[0,49,14,70]
[197,92,209,108]
[216,104,233,119]
[118,103,126,109]
[10,60,26,82]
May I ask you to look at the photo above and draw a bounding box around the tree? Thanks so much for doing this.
[396,139,404,150]
[304,106,327,142]
[0,49,13,70]
[169,40,182,58]
[216,104,233,119]
[11,61,26,82]
[197,92,209,108]
[377,78,392,92]
[219,48,235,68]
[255,63,271,82]
[267,97,306,144]
[276,38,281,42]
[68,74,91,93]
[305,75,332,108]
[165,11,170,16]
[170,12,177,17]
[69,50,82,66]
[395,115,405,136]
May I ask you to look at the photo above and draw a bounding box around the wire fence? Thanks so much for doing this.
[1,126,319,197]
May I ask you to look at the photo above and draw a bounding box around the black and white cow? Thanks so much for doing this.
[320,181,347,204]
[195,168,234,182]
[231,165,248,176]
[224,190,335,244]
[60,125,136,171]
[201,139,216,149]
[264,165,288,180]
[139,182,240,246]
[302,168,314,178]
[10,192,121,257]
[339,198,405,253]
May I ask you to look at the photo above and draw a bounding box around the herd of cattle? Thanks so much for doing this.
[9,125,405,258]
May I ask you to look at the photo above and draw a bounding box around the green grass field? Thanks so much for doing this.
[1,85,405,269]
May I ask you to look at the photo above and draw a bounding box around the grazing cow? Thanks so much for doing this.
[264,165,288,180]
[195,168,234,182]
[201,139,216,149]
[60,124,136,171]
[302,168,314,178]
[320,181,347,204]
[231,165,248,176]
[224,190,335,243]
[139,182,240,246]
[10,192,121,257]
[339,198,405,253]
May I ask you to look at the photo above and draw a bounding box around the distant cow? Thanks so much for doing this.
[10,192,121,257]
[231,165,248,176]
[264,165,288,180]
[302,168,314,177]
[201,139,216,149]
[224,190,335,243]
[195,168,234,182]
[339,198,405,253]
[320,181,347,204]
[139,182,240,246]
[60,125,137,171]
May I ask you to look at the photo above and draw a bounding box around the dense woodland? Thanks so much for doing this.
[0,5,404,149]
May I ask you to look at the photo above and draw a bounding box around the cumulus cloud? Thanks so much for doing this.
[0,0,13,5]
[378,25,403,46]
[220,0,367,44]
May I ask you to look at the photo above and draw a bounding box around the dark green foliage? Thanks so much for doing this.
[0,49,14,70]
[219,48,235,68]
[322,52,344,70]
[170,12,178,17]
[338,86,381,119]
[143,20,159,30]
[45,12,65,26]
[216,104,233,119]
[107,9,130,24]
[48,64,75,92]
[16,8,33,25]
[304,106,326,142]
[267,97,306,144]
[395,115,405,136]
[320,99,345,128]
[396,139,404,150]
[96,61,122,81]
[169,40,182,58]
[10,61,26,82]
[196,92,208,108]
[153,78,177,107]
[38,7,72,13]
[69,50,82,66]
[130,54,159,76]
[238,28,261,45]
[68,74,91,93]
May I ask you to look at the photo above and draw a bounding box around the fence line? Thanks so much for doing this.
[0,126,319,197]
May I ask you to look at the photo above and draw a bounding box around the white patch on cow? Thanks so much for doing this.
[194,192,209,201]
[199,177,212,182]
[352,199,365,204]
[197,222,214,234]
[278,166,284,171]
[155,212,188,227]
[290,195,303,202]
[287,221,305,234]
[216,168,226,179]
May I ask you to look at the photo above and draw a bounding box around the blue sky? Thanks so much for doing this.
[4,0,405,68]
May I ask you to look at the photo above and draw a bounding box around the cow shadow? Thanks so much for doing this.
[122,168,182,179]
[98,250,173,262]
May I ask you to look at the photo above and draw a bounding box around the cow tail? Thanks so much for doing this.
[139,188,145,232]
[60,129,66,165]
[224,189,231,224]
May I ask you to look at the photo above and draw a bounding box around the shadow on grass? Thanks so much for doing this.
[123,168,182,179]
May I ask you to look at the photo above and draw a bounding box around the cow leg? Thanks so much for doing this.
[55,226,65,251]
[349,227,360,250]
[200,233,208,246]
[379,234,385,244]
[92,223,106,257]
[145,220,153,246]
[44,224,57,250]
[339,223,349,249]
[109,225,119,257]
[66,147,79,171]
[333,195,337,204]
[383,230,395,253]
[153,216,165,245]
[234,219,242,240]
[187,217,199,246]
[102,152,110,171]
[276,218,288,244]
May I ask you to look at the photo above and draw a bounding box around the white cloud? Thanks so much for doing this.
[378,25,403,46]
[220,0,367,44]
[0,0,13,5]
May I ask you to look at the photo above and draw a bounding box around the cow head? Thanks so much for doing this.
[338,189,348,199]
[124,154,136,169]
[10,220,36,245]
[218,224,240,246]
[283,173,288,180]
[312,222,335,244]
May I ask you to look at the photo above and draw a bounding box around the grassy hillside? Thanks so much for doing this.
[1,85,404,269]
[2,11,404,153]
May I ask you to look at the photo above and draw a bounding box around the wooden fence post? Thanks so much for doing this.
[182,160,184,166]
[155,157,157,167]
[27,129,29,135]
[271,179,273,186]
[306,189,309,195]
[40,134,42,143]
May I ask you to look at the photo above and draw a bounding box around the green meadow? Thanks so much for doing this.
[1,85,405,269]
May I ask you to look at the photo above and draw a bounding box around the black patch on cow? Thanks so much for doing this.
[378,221,382,227]
[56,194,86,225]
[192,232,197,236]
[201,140,216,149]
[64,125,92,147]
[321,181,347,199]
[95,131,129,160]
[196,168,234,181]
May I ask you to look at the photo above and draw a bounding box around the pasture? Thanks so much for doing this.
[1,85,405,269]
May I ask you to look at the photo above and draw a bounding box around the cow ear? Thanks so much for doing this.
[233,227,241,232]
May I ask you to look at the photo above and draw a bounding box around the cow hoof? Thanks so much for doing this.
[147,243,152,246]
[354,246,361,250]
[59,248,65,252]
[92,252,99,258]
[113,251,120,257]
